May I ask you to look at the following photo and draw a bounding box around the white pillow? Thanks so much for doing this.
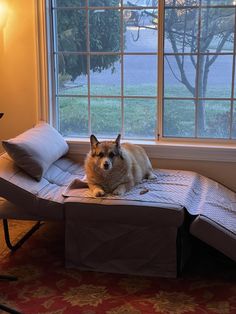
[2,122,69,181]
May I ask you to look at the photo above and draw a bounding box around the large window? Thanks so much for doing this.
[48,0,236,141]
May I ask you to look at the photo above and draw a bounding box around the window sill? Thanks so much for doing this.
[66,138,236,163]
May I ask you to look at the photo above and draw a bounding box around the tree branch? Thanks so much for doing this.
[167,23,195,95]
[165,56,182,83]
[207,30,232,67]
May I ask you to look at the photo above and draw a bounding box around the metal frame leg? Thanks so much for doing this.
[0,219,43,313]
[3,219,43,252]
[0,303,22,314]
[0,274,17,281]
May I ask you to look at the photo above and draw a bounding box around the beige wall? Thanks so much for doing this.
[0,0,38,150]
[0,1,235,191]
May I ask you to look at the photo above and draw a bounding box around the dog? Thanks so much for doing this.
[84,134,156,197]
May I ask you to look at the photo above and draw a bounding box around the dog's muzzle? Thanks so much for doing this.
[103,161,110,170]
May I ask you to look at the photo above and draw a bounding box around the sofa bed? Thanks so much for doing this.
[0,122,235,278]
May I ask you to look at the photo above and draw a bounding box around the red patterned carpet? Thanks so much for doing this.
[0,221,235,314]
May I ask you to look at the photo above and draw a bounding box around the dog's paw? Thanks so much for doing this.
[147,172,156,180]
[93,188,105,197]
[112,185,126,196]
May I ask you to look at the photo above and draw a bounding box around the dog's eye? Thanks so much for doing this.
[109,152,115,158]
[98,152,104,158]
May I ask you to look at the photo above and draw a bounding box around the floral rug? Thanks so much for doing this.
[0,221,235,314]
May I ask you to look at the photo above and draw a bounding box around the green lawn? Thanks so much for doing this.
[58,85,236,139]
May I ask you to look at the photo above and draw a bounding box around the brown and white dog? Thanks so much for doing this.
[85,134,155,197]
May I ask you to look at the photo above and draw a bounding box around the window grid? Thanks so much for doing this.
[50,0,236,142]
[52,0,158,140]
[163,0,236,140]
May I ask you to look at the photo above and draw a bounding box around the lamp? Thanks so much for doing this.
[0,0,8,52]
[0,1,8,30]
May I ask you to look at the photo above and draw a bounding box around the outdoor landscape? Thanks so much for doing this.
[54,0,236,140]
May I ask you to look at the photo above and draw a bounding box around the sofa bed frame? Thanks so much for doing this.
[0,121,235,283]
[0,150,235,278]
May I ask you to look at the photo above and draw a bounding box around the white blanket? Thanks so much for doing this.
[63,169,236,234]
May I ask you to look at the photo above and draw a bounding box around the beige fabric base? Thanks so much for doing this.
[190,216,236,262]
[65,199,185,278]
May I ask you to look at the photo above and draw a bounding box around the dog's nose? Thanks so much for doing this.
[104,162,109,170]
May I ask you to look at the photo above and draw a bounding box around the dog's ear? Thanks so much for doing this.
[115,134,121,147]
[115,134,123,159]
[90,134,99,147]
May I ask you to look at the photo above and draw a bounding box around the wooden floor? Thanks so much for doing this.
[0,220,36,258]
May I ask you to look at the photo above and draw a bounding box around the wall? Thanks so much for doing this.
[0,0,235,192]
[0,0,38,150]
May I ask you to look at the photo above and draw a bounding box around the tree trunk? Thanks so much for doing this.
[196,55,206,135]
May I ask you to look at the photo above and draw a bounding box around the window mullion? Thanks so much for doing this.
[52,2,59,130]
[158,0,164,142]
[121,0,124,139]
[194,0,202,139]
[86,0,91,136]
[229,6,236,139]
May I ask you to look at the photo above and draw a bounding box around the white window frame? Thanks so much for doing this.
[35,0,236,162]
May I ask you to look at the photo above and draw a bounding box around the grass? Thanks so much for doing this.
[58,85,236,139]
[59,96,156,138]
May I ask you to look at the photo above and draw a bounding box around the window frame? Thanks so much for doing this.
[163,1,236,141]
[36,0,236,162]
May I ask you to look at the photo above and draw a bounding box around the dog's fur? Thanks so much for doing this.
[85,134,155,197]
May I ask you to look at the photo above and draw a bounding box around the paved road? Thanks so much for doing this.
[76,28,234,90]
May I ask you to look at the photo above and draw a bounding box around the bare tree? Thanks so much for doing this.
[165,0,234,133]
[128,0,235,133]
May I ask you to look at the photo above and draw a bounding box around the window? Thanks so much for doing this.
[48,0,236,141]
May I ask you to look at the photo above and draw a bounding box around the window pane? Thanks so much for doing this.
[197,100,231,138]
[58,97,89,137]
[56,9,86,52]
[163,100,195,137]
[124,98,156,139]
[124,55,157,96]
[235,62,236,98]
[232,103,236,139]
[123,0,158,7]
[164,55,196,98]
[89,0,120,6]
[202,1,236,6]
[197,55,233,98]
[90,56,121,96]
[165,0,199,6]
[200,8,235,53]
[89,10,121,52]
[165,8,198,53]
[54,0,86,7]
[57,54,88,95]
[124,9,157,52]
[91,99,121,137]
